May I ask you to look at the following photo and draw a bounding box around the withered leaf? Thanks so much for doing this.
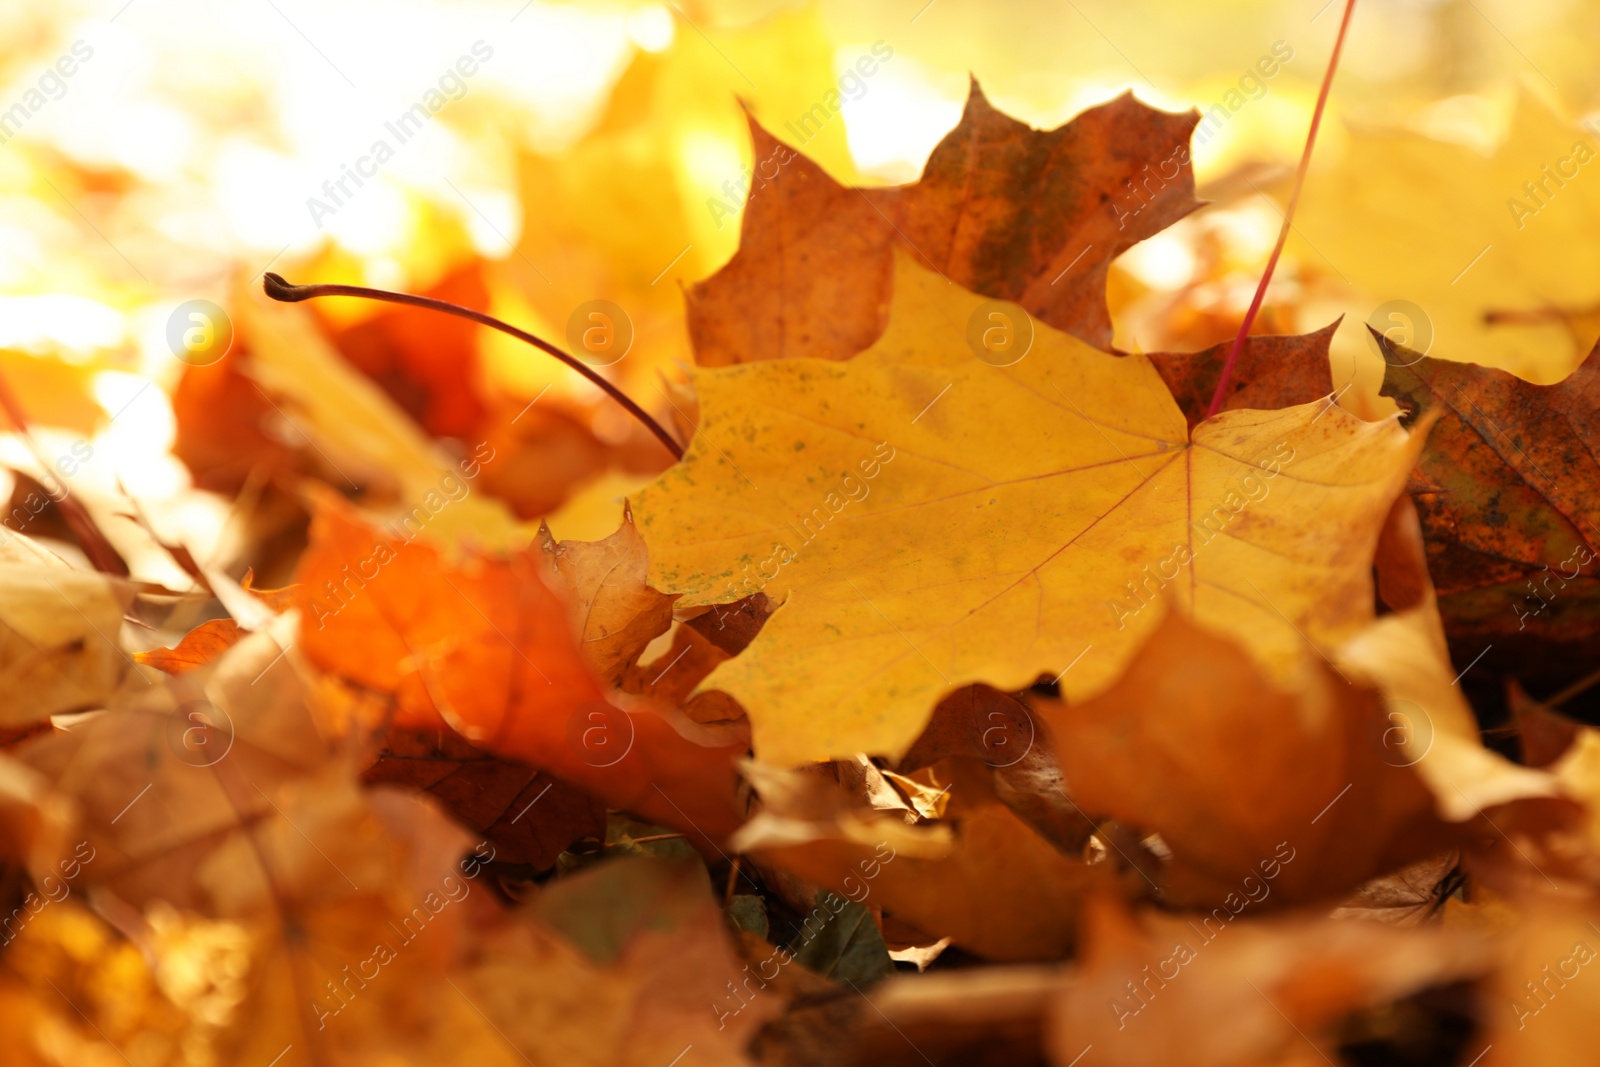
[1380,334,1600,709]
[361,727,605,871]
[898,684,1094,854]
[1147,320,1338,431]
[540,509,676,686]
[688,80,1200,365]
[734,759,1117,963]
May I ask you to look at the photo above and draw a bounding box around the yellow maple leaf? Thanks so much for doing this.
[635,251,1425,765]
[1298,91,1600,385]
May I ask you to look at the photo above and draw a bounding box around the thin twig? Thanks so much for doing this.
[262,274,684,460]
[627,832,687,845]
[1548,665,1600,709]
[1205,0,1359,419]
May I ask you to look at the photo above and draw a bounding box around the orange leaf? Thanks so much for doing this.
[293,493,743,839]
[134,618,244,675]
[324,263,489,439]
[1040,611,1452,909]
[135,574,297,676]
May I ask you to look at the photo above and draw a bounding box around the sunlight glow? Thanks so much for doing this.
[1118,232,1198,290]
[628,5,676,53]
[0,296,124,357]
[838,52,964,183]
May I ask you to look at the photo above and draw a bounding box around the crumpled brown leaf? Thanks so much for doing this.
[539,507,676,686]
[898,684,1095,855]
[734,758,1119,962]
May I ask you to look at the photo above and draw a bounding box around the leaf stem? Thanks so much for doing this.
[1205,0,1359,420]
[1547,665,1600,709]
[261,274,685,460]
[627,832,687,844]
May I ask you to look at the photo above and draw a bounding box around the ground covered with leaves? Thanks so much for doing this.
[5,4,1600,1067]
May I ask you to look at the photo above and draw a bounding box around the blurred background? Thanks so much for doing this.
[2,0,1598,590]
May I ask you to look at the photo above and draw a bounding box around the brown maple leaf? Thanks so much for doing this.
[1148,320,1338,430]
[688,80,1201,365]
[1379,333,1600,709]
[361,727,605,871]
[897,685,1095,855]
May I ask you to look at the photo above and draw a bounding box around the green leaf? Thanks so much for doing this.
[727,894,770,940]
[785,891,893,986]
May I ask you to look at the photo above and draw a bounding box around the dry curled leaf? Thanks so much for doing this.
[539,508,676,686]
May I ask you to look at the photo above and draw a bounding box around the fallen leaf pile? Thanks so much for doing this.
[7,8,1600,1067]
